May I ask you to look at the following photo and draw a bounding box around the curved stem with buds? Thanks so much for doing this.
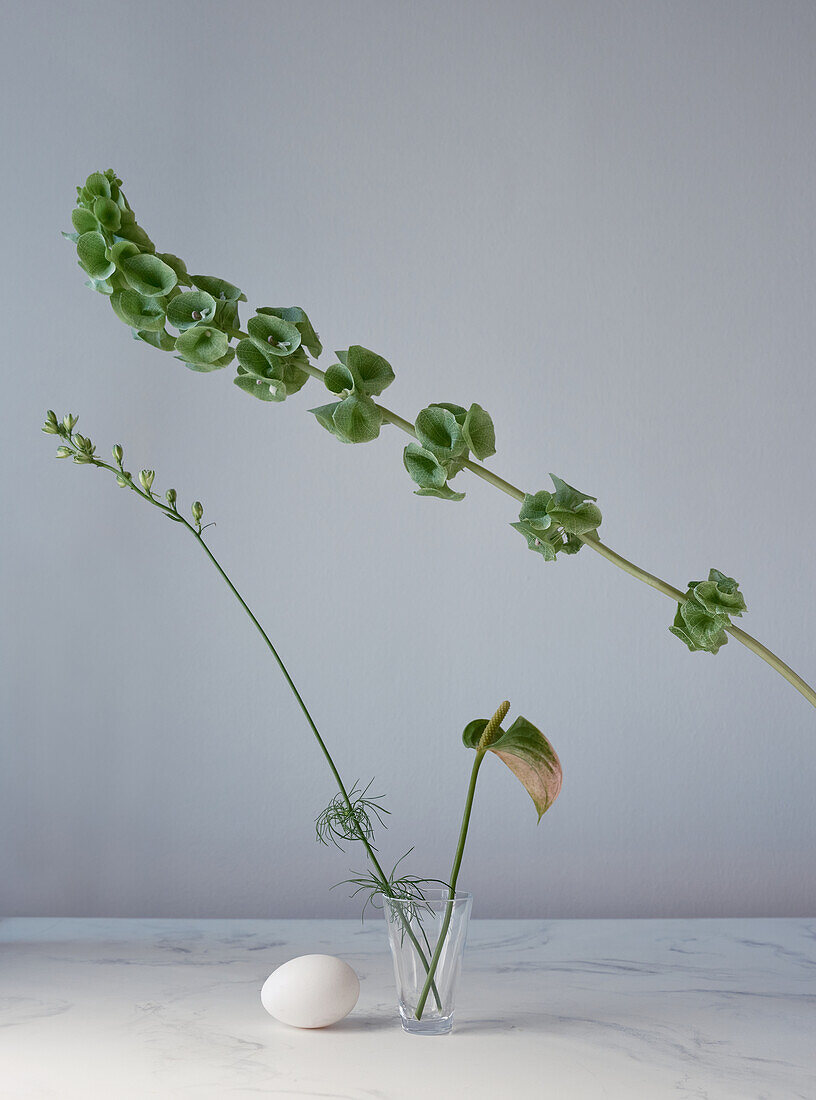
[43,413,442,1009]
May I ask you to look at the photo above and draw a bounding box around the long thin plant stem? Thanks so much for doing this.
[191,534,439,1009]
[413,700,509,1020]
[413,752,484,1020]
[55,433,442,1010]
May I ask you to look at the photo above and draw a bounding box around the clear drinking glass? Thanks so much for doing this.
[383,889,472,1035]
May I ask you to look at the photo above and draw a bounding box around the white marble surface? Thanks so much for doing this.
[1,918,814,1099]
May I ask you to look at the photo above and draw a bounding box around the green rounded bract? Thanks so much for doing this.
[236,338,277,379]
[166,290,217,331]
[190,274,246,302]
[71,207,98,235]
[94,196,121,232]
[175,324,229,365]
[108,240,140,268]
[121,253,178,297]
[111,290,166,332]
[669,569,747,654]
[257,306,322,358]
[77,231,116,281]
[247,312,302,357]
[512,477,602,560]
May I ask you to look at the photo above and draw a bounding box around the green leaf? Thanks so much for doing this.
[688,570,747,618]
[174,324,229,365]
[93,196,121,232]
[430,403,467,425]
[549,474,596,512]
[560,533,584,555]
[110,290,166,332]
[236,338,282,380]
[247,312,302,357]
[108,239,141,268]
[461,719,489,749]
[115,210,155,252]
[76,232,116,280]
[518,491,555,532]
[71,207,98,235]
[332,393,382,443]
[346,345,395,396]
[279,351,310,395]
[85,275,117,295]
[121,253,178,297]
[491,716,563,820]
[166,289,217,331]
[462,403,496,460]
[677,599,729,653]
[546,474,602,535]
[189,274,247,303]
[511,520,559,561]
[670,569,744,654]
[234,373,287,401]
[309,401,342,435]
[157,253,190,285]
[415,406,466,460]
[177,347,235,373]
[324,361,357,394]
[214,298,240,333]
[415,484,466,501]
[257,306,322,358]
[134,328,176,351]
[463,715,562,820]
[403,442,448,490]
[549,500,603,535]
[669,608,698,652]
[83,172,111,199]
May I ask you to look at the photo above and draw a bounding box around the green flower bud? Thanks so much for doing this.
[112,444,124,464]
[73,453,92,464]
[139,469,155,491]
[116,473,130,487]
[166,488,177,505]
[42,421,59,435]
[191,500,204,523]
[63,413,78,432]
[55,446,72,458]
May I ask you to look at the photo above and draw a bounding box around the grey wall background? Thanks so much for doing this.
[2,0,815,918]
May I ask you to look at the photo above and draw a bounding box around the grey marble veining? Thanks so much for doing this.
[0,918,814,1099]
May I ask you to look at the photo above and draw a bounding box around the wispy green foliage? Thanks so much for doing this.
[315,780,390,850]
[338,850,449,925]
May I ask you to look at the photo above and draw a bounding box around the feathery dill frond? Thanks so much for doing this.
[334,848,450,925]
[314,779,390,850]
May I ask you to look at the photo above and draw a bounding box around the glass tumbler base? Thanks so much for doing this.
[399,1009,453,1036]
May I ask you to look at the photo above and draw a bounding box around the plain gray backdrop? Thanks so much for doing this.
[2,0,815,918]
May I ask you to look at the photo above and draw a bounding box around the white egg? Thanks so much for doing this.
[260,954,360,1029]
